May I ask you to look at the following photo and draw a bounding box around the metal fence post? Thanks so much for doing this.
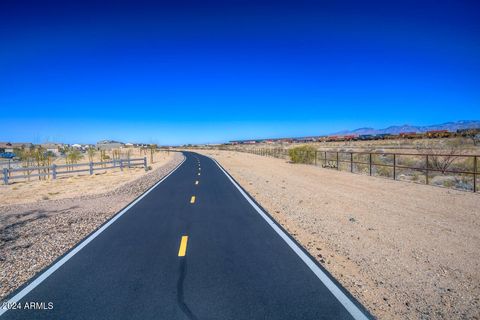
[144,157,147,171]
[3,168,8,185]
[474,155,477,193]
[350,152,353,172]
[89,162,93,175]
[324,151,327,167]
[393,154,396,180]
[314,151,317,166]
[369,153,372,176]
[425,155,429,185]
[120,160,123,171]
[52,164,57,179]
[336,152,339,170]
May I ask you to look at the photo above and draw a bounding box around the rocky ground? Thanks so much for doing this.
[197,150,480,320]
[0,152,183,301]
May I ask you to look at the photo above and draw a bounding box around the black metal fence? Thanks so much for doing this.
[2,157,147,185]
[231,148,478,193]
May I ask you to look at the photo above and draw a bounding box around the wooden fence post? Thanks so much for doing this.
[120,160,123,171]
[144,157,147,171]
[89,162,93,175]
[52,164,57,179]
[3,168,8,185]
[336,152,339,170]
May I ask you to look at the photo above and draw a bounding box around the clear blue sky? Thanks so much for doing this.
[1,0,479,145]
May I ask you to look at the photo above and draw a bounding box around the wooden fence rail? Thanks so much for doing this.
[2,157,147,185]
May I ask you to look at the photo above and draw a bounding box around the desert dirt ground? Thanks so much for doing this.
[196,149,480,320]
[0,150,173,206]
[0,152,184,301]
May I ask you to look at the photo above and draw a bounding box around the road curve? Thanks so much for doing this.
[0,152,371,320]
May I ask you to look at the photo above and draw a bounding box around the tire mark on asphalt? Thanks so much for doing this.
[176,259,199,320]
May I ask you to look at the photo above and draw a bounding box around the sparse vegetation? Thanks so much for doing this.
[288,145,316,164]
[425,138,468,174]
[220,137,479,192]
[87,147,96,162]
[65,148,83,170]
[149,144,158,164]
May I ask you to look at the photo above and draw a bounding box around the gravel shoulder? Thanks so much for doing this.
[0,152,184,301]
[197,150,480,320]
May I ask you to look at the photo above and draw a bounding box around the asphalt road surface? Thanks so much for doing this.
[1,152,371,320]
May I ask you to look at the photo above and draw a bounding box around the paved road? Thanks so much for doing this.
[1,152,371,319]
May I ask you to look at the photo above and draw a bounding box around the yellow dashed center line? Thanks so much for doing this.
[178,236,188,257]
[190,196,196,204]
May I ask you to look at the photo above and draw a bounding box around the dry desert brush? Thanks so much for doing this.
[289,145,317,164]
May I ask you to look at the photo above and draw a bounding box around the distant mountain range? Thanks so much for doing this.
[333,120,480,136]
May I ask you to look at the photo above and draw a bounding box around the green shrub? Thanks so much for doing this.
[289,146,316,164]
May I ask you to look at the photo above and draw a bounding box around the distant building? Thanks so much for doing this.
[125,143,134,148]
[0,142,33,153]
[133,143,148,148]
[41,143,64,155]
[96,140,124,150]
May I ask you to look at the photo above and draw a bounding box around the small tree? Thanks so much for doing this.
[149,144,157,164]
[99,150,110,167]
[426,138,467,174]
[87,147,96,162]
[67,149,82,170]
[34,146,47,180]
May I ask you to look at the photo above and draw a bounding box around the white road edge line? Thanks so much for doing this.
[0,155,186,316]
[208,155,370,320]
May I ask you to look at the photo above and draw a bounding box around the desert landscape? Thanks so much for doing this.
[1,148,172,206]
[2,1,478,318]
[194,148,480,319]
[1,136,479,319]
[216,137,480,193]
[0,151,184,300]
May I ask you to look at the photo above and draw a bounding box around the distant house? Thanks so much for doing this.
[0,142,33,153]
[133,143,150,148]
[71,143,82,149]
[96,140,124,150]
[41,143,63,155]
[125,143,134,148]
